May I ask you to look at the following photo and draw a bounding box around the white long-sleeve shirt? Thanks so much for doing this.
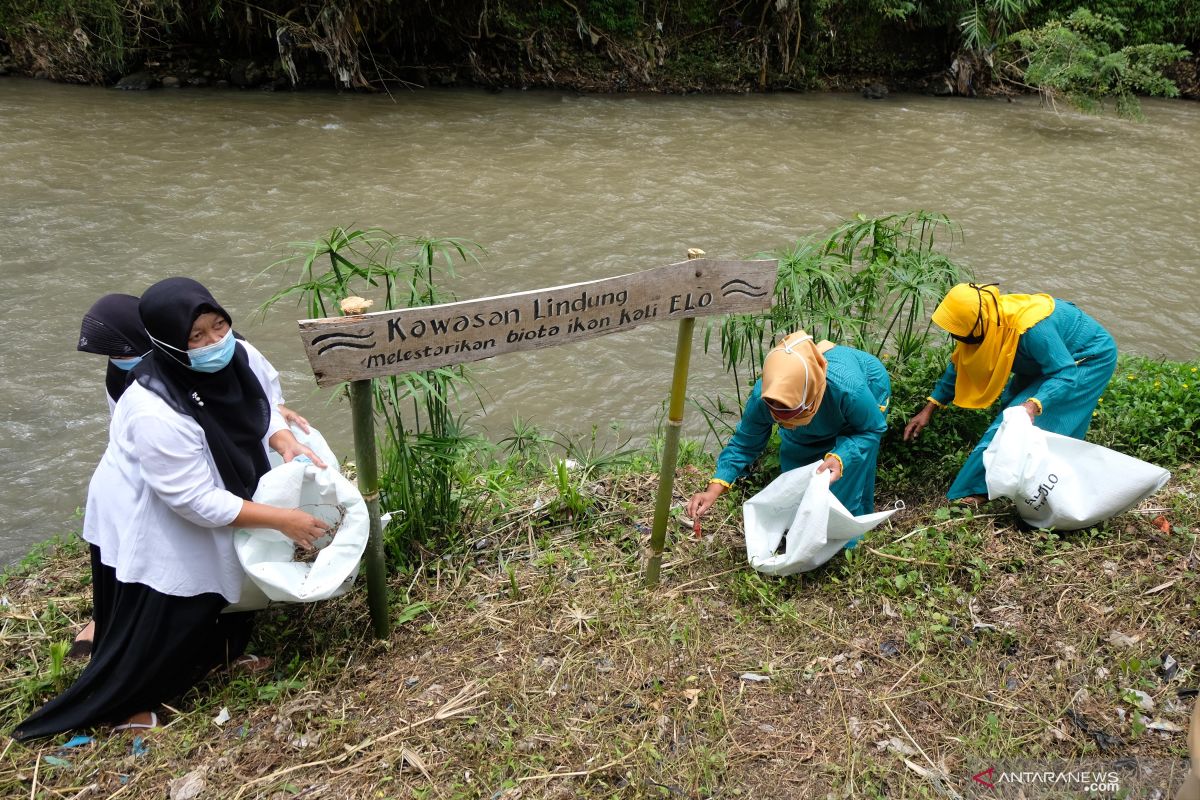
[84,342,287,603]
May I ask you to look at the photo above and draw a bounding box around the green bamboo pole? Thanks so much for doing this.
[645,247,704,588]
[349,378,391,639]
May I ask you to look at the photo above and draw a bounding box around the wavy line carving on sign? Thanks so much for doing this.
[719,278,770,299]
[312,330,377,356]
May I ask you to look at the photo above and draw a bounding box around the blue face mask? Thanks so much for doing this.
[187,329,236,373]
[110,355,143,371]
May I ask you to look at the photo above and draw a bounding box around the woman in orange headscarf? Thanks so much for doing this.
[903,283,1117,503]
[686,331,891,522]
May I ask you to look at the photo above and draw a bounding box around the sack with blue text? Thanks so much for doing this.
[983,406,1170,530]
[743,462,897,576]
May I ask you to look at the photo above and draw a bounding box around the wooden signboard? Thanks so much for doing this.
[299,258,777,386]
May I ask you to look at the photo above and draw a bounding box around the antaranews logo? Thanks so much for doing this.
[962,759,1191,798]
[972,767,996,789]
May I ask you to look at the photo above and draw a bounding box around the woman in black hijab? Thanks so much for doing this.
[69,294,154,657]
[70,292,312,659]
[78,292,312,422]
[14,278,328,741]
[77,293,152,407]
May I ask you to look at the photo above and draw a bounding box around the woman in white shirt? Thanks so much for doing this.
[15,278,329,740]
[68,294,312,660]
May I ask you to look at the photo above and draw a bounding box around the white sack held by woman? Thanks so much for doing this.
[226,458,369,611]
[983,405,1170,530]
[743,461,897,576]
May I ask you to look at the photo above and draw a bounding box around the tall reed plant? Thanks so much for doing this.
[716,211,971,400]
[260,227,487,563]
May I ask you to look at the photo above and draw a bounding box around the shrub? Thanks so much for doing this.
[878,344,993,493]
[1009,8,1191,119]
[1090,355,1200,464]
[716,211,971,407]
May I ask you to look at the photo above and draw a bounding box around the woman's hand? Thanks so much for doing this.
[816,455,843,483]
[903,402,937,442]
[275,508,330,551]
[686,483,727,521]
[268,429,327,469]
[278,404,310,433]
[235,502,329,551]
[1021,399,1040,421]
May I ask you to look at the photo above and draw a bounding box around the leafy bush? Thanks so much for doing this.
[585,0,641,36]
[879,351,1200,495]
[1010,8,1190,119]
[1037,0,1200,47]
[1090,355,1200,464]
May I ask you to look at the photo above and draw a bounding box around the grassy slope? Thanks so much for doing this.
[2,462,1198,798]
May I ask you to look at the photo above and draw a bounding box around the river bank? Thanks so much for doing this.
[1,0,1197,100]
[3,345,1200,796]
[2,463,1198,797]
[0,43,961,95]
[3,47,1198,100]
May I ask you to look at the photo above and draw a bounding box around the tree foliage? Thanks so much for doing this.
[0,0,1195,104]
[1010,7,1190,118]
[959,0,1034,54]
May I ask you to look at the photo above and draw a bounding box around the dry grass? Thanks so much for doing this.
[2,466,1198,799]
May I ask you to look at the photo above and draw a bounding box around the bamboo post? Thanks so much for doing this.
[644,247,705,588]
[349,377,391,638]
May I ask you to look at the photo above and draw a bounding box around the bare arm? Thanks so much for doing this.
[233,501,328,550]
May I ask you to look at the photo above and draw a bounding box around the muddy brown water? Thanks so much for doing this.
[2,78,1197,565]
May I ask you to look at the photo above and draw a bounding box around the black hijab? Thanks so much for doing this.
[77,294,152,403]
[132,278,271,501]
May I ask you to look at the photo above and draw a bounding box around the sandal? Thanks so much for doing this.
[230,654,274,674]
[112,711,158,734]
[951,495,989,508]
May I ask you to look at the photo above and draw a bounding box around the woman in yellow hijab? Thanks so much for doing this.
[686,331,891,523]
[904,283,1117,503]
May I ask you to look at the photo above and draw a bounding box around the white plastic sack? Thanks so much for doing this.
[743,462,897,576]
[983,405,1170,530]
[224,459,369,612]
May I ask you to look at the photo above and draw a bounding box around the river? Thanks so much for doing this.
[1,78,1197,565]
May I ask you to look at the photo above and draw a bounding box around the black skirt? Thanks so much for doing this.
[12,546,255,742]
